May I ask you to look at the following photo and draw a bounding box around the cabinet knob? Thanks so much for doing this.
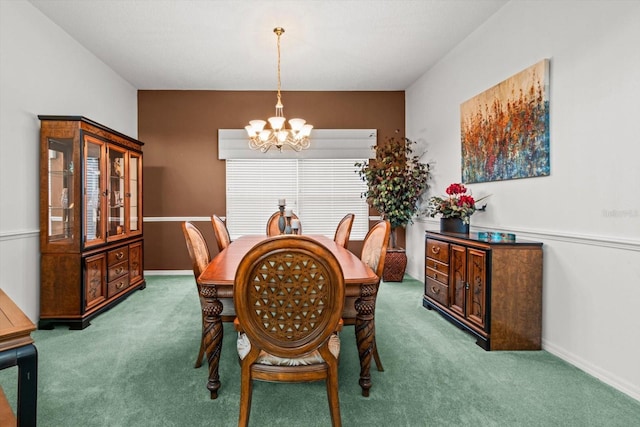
[115,267,124,275]
[116,251,124,260]
[116,281,125,289]
[431,286,439,294]
[431,246,440,254]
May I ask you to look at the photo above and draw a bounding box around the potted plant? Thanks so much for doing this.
[355,134,430,281]
[425,182,489,233]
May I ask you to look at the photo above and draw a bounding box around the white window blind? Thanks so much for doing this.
[298,160,369,238]
[226,159,369,240]
[226,159,298,237]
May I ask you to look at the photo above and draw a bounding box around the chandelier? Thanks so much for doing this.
[245,27,313,152]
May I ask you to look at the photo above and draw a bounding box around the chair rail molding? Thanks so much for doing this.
[414,217,640,252]
[0,229,39,242]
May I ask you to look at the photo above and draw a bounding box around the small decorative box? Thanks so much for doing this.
[477,231,516,242]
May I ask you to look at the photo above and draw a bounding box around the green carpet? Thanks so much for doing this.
[1,275,639,426]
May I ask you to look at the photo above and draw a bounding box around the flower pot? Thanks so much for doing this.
[383,248,407,282]
[440,217,469,234]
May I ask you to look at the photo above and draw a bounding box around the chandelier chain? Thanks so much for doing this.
[276,28,283,111]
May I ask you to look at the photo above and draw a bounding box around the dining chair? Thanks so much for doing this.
[333,213,355,248]
[266,211,301,236]
[343,220,390,372]
[211,214,231,252]
[233,235,345,427]
[181,221,210,368]
[181,221,235,368]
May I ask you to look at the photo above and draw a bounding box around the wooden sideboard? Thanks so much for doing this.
[423,231,543,350]
[0,290,38,426]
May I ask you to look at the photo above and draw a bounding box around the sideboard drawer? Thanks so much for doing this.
[426,240,449,263]
[426,257,448,277]
[425,277,448,306]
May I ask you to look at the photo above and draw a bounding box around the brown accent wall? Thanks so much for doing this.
[138,90,405,270]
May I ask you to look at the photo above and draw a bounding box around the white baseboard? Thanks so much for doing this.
[542,339,640,402]
[144,270,191,276]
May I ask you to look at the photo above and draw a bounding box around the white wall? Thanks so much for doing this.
[405,0,640,401]
[0,0,137,321]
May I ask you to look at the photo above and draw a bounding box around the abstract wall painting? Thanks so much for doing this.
[460,59,550,184]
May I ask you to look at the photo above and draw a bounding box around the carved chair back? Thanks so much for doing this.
[234,235,344,426]
[333,213,355,248]
[211,214,231,252]
[266,211,301,236]
[360,220,391,279]
[182,221,211,280]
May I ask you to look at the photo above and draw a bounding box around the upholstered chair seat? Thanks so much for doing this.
[237,329,341,367]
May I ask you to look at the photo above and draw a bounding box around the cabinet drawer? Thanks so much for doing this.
[108,260,128,281]
[426,240,449,263]
[425,267,448,285]
[108,247,128,265]
[426,258,448,279]
[425,277,448,306]
[107,274,130,298]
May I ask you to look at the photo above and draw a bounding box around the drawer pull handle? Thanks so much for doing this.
[116,281,125,289]
[431,286,439,294]
[431,246,440,254]
[115,267,124,275]
[116,252,124,260]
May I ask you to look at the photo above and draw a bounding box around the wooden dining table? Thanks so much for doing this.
[197,234,380,399]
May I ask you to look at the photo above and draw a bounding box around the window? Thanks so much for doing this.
[226,159,370,240]
[220,129,376,240]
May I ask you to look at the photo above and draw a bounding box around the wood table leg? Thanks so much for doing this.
[354,283,377,397]
[201,285,224,399]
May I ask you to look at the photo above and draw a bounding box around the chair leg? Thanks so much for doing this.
[238,366,253,427]
[326,366,342,427]
[372,338,384,372]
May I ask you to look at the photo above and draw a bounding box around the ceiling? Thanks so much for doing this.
[29,0,507,91]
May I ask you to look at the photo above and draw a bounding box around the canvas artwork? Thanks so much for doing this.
[460,59,550,183]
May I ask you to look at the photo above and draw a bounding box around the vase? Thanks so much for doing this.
[277,206,286,235]
[440,217,469,234]
[383,248,407,282]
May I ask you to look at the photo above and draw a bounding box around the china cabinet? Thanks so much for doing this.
[423,231,542,350]
[38,116,145,329]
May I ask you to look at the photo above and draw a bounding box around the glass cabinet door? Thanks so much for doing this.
[128,152,142,234]
[84,136,106,247]
[47,138,75,243]
[108,145,127,239]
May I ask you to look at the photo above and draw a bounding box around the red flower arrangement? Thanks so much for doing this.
[426,183,488,224]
